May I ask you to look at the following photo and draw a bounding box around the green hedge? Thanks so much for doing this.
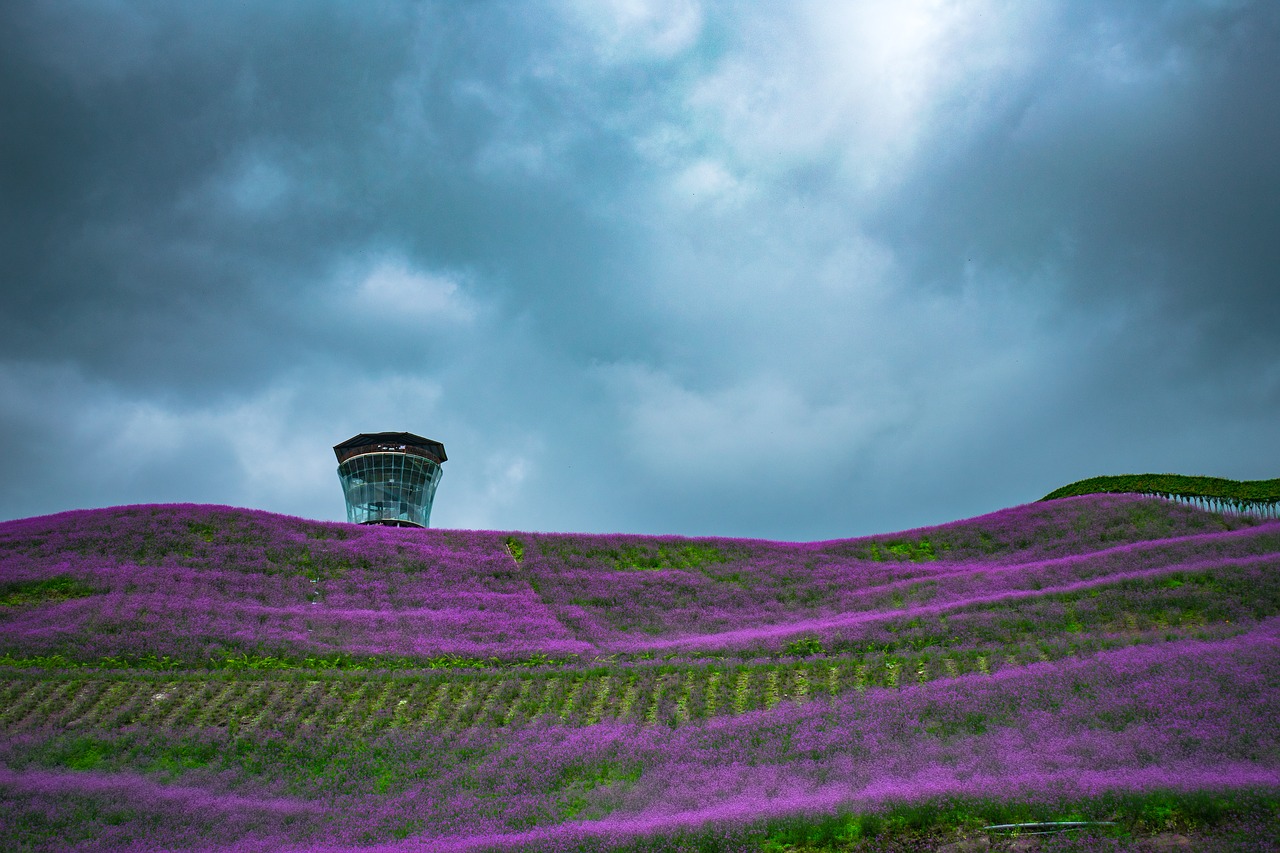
[1042,474,1280,505]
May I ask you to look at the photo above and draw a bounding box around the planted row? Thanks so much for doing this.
[1,623,1240,735]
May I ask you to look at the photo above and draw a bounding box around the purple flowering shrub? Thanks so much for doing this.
[1,495,1278,851]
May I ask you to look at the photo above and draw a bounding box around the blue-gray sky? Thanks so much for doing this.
[2,1,1278,540]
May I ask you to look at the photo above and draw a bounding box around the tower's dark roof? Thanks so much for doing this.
[334,432,447,464]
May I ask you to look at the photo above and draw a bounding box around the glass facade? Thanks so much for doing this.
[337,452,443,528]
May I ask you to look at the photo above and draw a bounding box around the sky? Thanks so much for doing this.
[1,0,1278,541]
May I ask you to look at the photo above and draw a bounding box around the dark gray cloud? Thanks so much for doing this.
[1,0,1277,539]
[881,1,1280,352]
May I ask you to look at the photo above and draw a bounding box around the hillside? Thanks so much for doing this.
[2,495,1279,851]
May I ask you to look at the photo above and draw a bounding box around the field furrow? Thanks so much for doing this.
[64,676,124,722]
[10,681,77,730]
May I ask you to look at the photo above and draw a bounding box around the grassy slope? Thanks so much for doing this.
[1,496,1278,851]
[1042,473,1280,505]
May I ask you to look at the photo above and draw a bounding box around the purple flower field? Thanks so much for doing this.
[1,494,1278,850]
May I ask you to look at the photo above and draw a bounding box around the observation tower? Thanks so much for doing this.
[334,432,446,528]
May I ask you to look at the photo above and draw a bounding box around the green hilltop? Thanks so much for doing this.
[1042,473,1280,514]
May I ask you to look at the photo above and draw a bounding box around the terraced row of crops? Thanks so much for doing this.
[0,648,1164,736]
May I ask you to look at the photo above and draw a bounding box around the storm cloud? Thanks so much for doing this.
[2,0,1277,539]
